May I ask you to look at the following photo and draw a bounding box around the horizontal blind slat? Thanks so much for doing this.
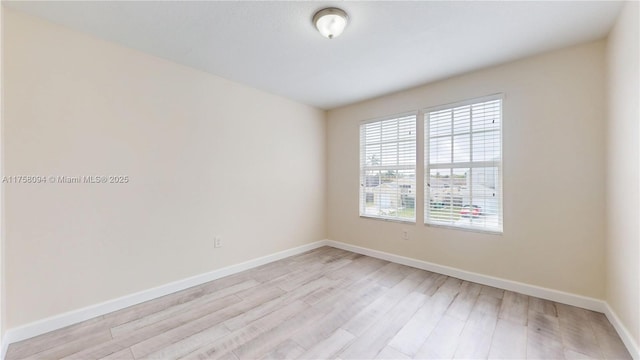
[360,114,417,222]
[425,97,502,232]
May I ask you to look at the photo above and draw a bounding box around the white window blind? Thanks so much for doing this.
[360,114,416,222]
[425,96,503,232]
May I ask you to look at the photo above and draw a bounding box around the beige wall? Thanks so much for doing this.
[605,1,640,345]
[3,9,326,328]
[328,41,607,299]
[2,1,635,347]
[1,2,5,346]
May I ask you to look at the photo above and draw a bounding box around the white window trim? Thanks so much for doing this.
[359,111,418,223]
[423,94,504,234]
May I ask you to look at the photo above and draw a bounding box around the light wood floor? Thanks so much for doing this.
[6,246,631,360]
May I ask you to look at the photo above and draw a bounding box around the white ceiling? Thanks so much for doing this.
[5,1,623,110]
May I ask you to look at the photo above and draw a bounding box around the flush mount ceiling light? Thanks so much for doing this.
[313,7,349,39]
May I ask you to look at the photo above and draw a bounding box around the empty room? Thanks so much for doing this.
[0,1,638,359]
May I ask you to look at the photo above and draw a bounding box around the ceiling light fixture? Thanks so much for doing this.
[313,7,349,39]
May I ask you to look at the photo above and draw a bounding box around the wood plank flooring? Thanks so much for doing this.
[6,247,631,360]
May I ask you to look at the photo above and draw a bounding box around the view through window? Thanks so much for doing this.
[425,96,503,232]
[359,115,417,222]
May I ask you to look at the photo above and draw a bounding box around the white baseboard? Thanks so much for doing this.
[603,302,640,359]
[326,239,640,358]
[1,240,329,358]
[326,239,605,311]
[2,239,637,360]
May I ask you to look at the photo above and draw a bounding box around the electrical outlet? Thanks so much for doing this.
[401,229,409,240]
[214,236,222,248]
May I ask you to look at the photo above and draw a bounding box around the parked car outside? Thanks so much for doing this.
[460,205,482,218]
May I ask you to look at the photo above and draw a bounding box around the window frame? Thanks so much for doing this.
[359,112,418,224]
[423,94,504,234]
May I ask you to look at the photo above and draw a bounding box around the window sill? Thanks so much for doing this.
[360,215,416,225]
[425,222,503,235]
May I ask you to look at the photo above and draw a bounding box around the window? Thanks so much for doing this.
[425,96,503,232]
[360,114,416,222]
